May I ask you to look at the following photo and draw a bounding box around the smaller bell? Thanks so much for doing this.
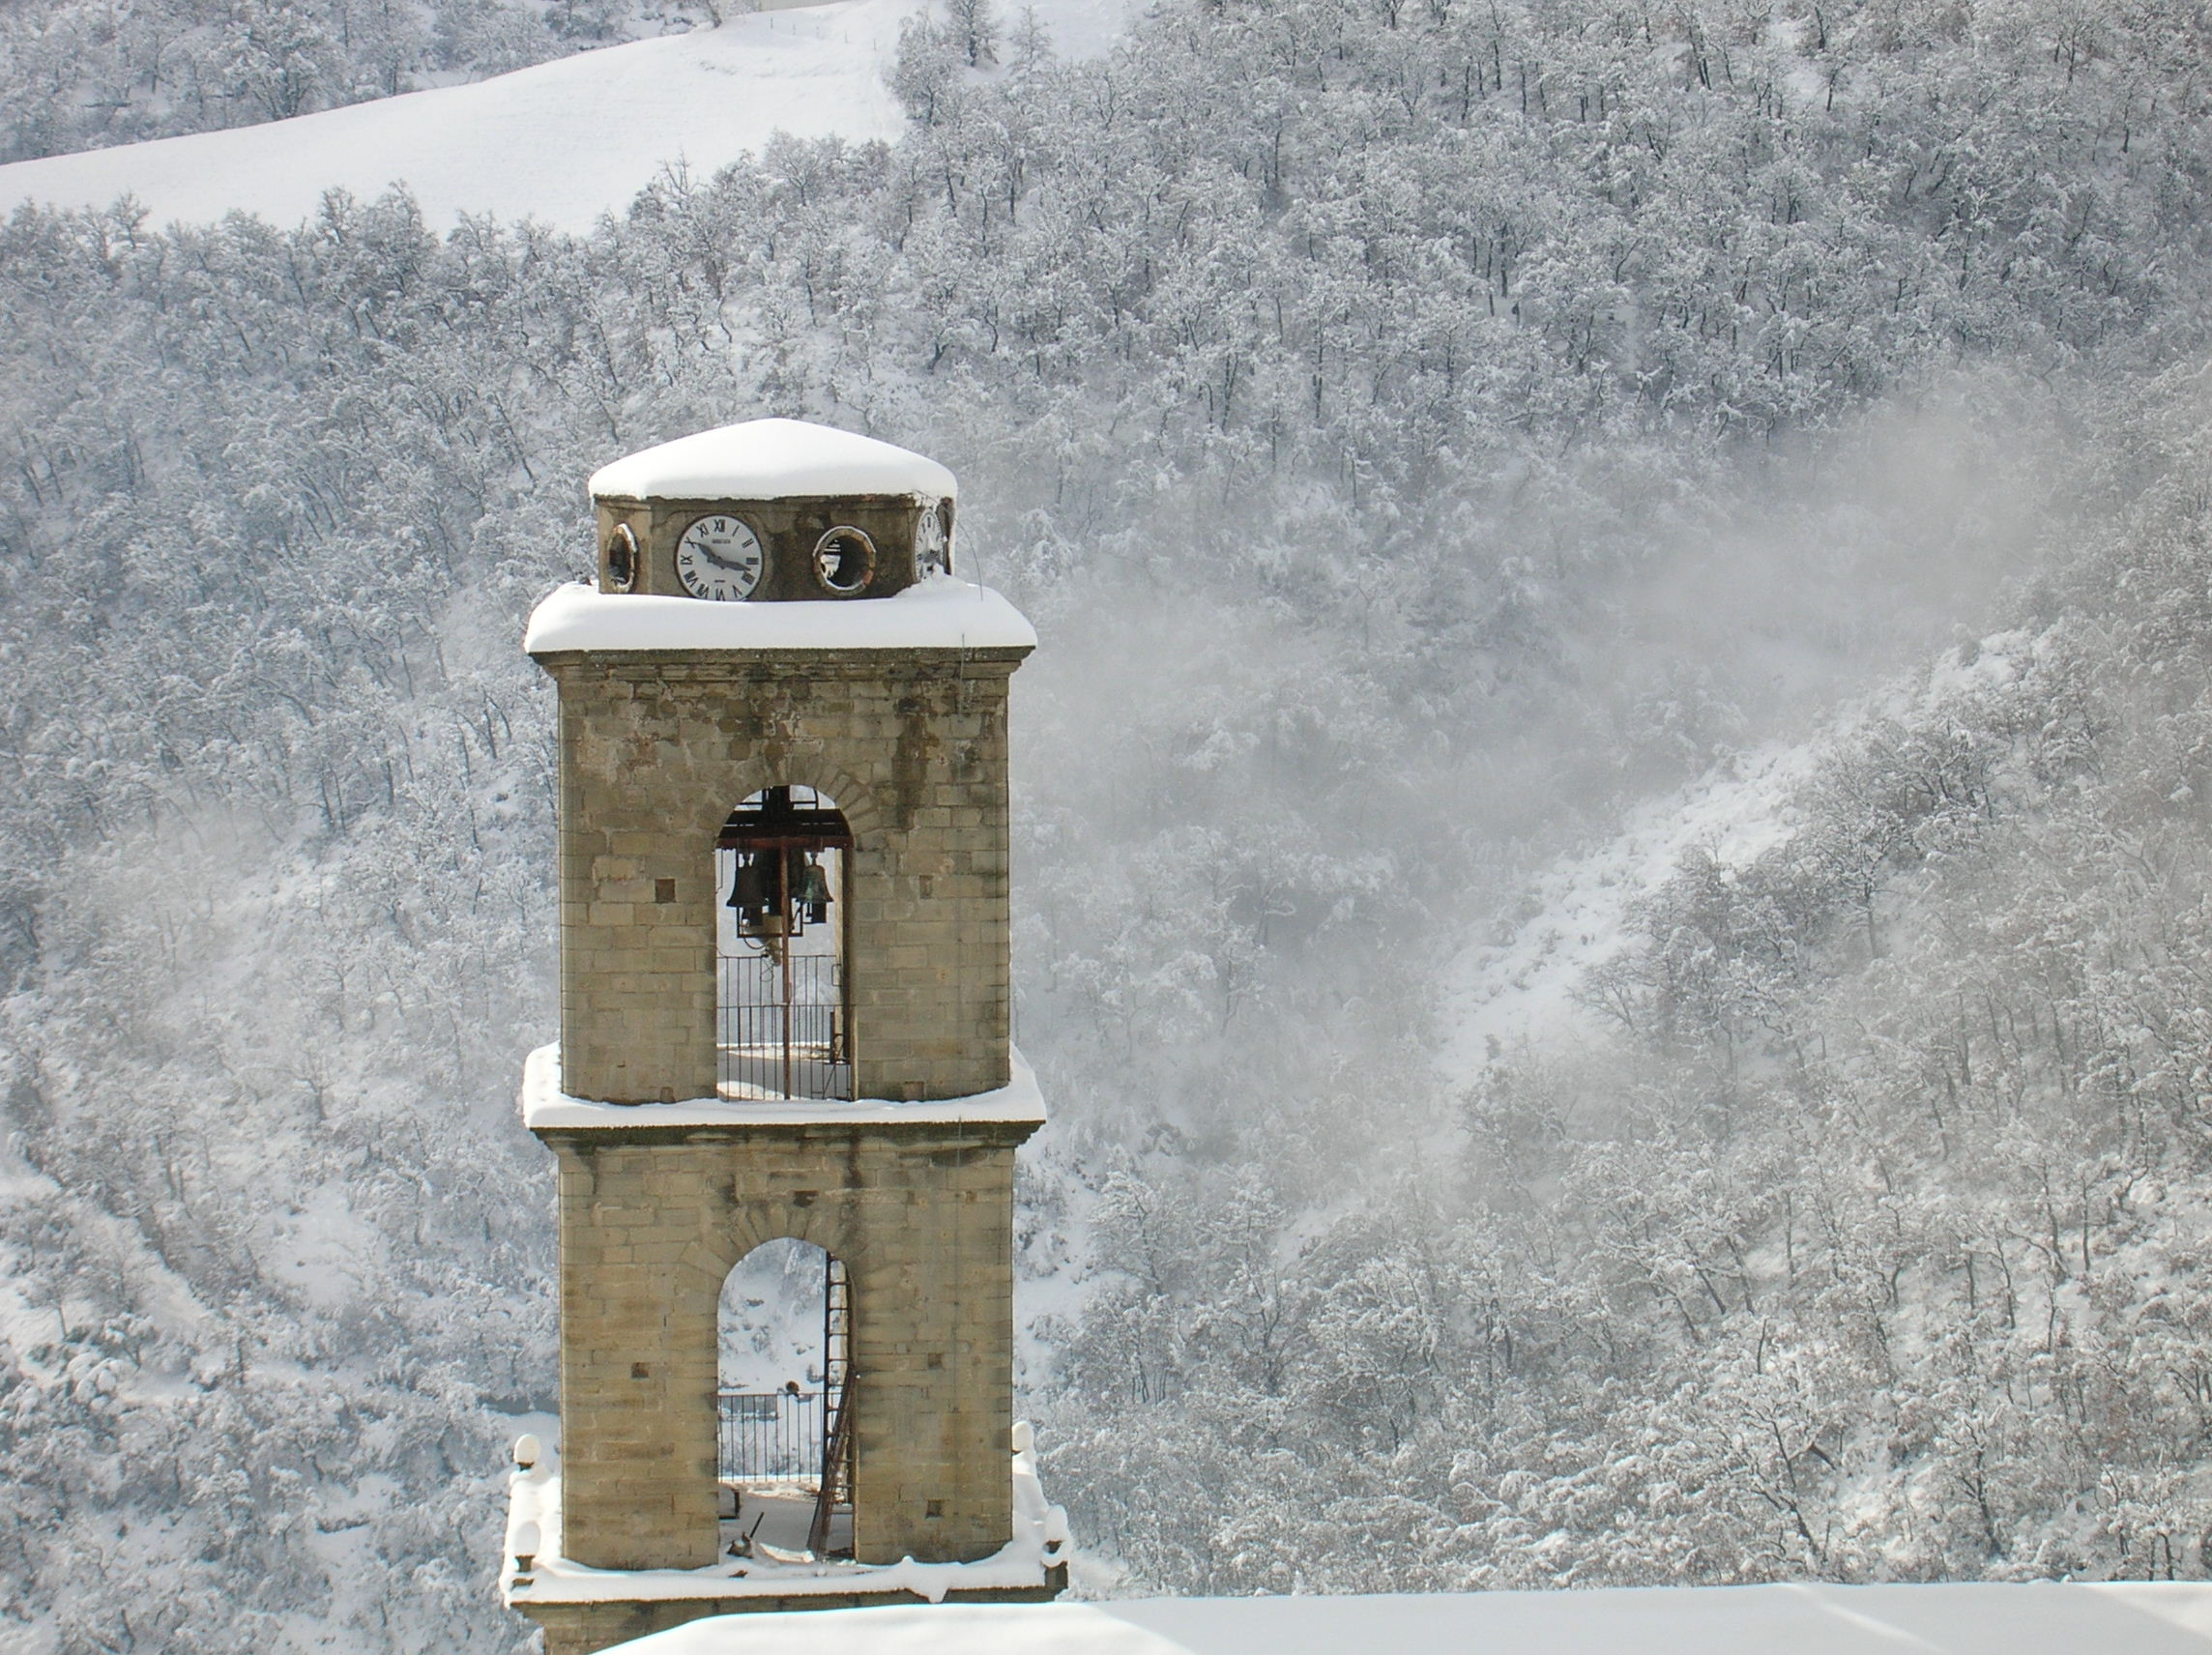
[797,857,831,925]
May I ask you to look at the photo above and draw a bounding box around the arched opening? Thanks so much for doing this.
[716,785,855,1100]
[716,1239,855,1559]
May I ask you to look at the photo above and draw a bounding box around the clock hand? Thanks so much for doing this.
[696,542,753,573]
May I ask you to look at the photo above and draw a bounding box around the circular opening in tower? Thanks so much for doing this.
[812,526,876,595]
[913,500,951,579]
[717,785,855,1101]
[603,522,638,592]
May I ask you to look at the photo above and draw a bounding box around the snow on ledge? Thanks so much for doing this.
[504,1429,1069,1609]
[523,578,1036,655]
[520,1044,1047,1132]
[610,1604,1186,1655]
[588,419,957,503]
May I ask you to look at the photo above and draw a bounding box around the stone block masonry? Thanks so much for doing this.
[533,647,1030,1105]
[542,1120,1036,1573]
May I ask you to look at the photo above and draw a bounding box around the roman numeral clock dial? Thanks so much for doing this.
[674,513,765,600]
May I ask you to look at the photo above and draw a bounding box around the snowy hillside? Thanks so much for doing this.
[1438,743,1815,1077]
[1441,632,2045,1077]
[0,0,1125,230]
[7,1,2212,1648]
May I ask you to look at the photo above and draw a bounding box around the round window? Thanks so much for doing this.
[914,500,952,579]
[812,526,876,595]
[605,522,639,592]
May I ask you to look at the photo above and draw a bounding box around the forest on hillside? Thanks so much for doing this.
[5,0,2212,1647]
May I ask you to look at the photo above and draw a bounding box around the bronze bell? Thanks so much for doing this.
[796,856,831,924]
[728,856,770,928]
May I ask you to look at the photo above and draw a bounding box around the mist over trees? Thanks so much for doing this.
[4,0,2212,1646]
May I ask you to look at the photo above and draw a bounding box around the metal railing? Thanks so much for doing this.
[717,1389,824,1483]
[717,953,852,1101]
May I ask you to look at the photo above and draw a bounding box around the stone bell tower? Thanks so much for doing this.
[503,420,1065,1655]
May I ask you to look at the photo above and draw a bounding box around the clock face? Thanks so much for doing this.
[913,501,949,579]
[675,514,766,601]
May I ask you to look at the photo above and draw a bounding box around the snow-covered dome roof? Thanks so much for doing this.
[588,418,957,503]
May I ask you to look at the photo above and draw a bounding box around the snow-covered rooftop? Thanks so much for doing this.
[589,419,957,503]
[597,1581,2212,1654]
[519,1043,1047,1132]
[522,578,1035,655]
[504,1428,1067,1608]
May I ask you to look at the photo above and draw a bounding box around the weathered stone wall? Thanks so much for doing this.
[543,1121,1033,1573]
[536,648,1027,1104]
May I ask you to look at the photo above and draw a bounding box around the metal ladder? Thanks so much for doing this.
[808,1258,854,1555]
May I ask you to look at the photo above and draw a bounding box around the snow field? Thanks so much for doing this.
[606,1581,2212,1653]
[0,0,1128,231]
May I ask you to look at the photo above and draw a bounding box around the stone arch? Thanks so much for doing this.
[683,760,886,856]
[687,1192,876,1281]
[676,1154,884,1335]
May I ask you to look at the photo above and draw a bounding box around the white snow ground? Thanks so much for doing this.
[603,1582,2212,1653]
[0,0,1129,231]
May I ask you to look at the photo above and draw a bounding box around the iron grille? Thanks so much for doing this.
[716,952,851,1100]
[717,1389,824,1482]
